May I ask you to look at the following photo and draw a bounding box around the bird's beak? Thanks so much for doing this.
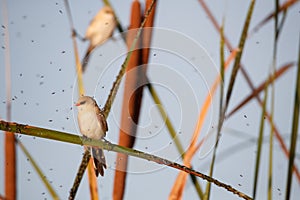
[75,103,80,106]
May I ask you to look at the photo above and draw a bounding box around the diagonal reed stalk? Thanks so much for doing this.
[285,33,300,200]
[252,85,268,199]
[0,120,253,200]
[267,1,281,198]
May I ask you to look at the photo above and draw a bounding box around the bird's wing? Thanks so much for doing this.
[95,105,108,133]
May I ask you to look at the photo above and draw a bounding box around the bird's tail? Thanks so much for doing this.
[91,147,107,177]
[81,45,93,73]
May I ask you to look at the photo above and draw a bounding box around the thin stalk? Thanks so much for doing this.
[205,18,226,200]
[252,88,268,199]
[219,20,225,126]
[63,0,85,96]
[268,92,274,200]
[268,0,280,198]
[223,0,256,114]
[68,151,91,200]
[285,33,300,200]
[18,141,59,200]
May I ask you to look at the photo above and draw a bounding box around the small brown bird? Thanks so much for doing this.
[82,6,116,72]
[76,96,108,176]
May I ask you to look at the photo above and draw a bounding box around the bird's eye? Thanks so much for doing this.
[80,101,86,105]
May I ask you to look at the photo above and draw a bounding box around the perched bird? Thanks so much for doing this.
[82,6,116,72]
[76,96,108,176]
